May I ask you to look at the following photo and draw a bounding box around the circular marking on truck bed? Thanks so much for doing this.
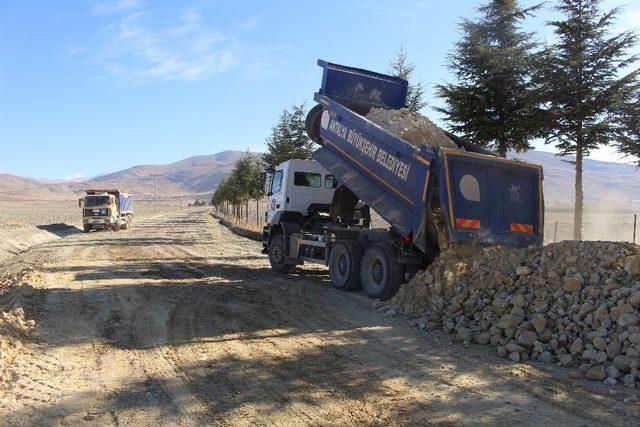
[460,174,480,202]
[320,110,330,129]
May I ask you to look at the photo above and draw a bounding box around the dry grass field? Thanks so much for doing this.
[214,199,639,245]
[545,206,638,244]
[0,199,194,229]
[0,199,197,262]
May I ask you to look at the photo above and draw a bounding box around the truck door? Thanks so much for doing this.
[267,169,286,224]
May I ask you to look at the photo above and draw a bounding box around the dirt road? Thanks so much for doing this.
[1,209,638,425]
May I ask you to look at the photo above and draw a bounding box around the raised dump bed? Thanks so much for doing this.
[311,60,544,249]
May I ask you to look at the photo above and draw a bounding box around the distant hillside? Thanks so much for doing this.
[0,150,255,200]
[508,151,639,205]
[0,173,80,200]
[0,149,637,204]
[85,151,256,198]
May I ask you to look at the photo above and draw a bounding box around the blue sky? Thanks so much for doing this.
[1,0,639,180]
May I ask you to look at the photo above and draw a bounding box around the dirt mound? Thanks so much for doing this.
[383,241,640,387]
[0,269,40,395]
[365,107,458,149]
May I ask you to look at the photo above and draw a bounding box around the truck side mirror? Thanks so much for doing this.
[78,198,83,208]
[259,171,267,195]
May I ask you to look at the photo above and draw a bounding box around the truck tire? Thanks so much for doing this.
[360,242,404,301]
[83,225,91,233]
[113,221,121,232]
[122,216,130,230]
[305,104,323,143]
[268,234,294,274]
[329,240,363,291]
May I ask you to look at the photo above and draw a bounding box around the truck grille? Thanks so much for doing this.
[84,208,109,216]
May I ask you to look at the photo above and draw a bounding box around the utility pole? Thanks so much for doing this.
[150,174,158,213]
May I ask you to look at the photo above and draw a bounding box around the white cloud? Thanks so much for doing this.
[63,173,87,181]
[93,0,141,15]
[95,8,237,84]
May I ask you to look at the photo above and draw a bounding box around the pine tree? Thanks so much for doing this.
[262,104,314,172]
[389,46,426,112]
[289,104,315,159]
[537,0,639,240]
[436,0,544,157]
[614,89,640,165]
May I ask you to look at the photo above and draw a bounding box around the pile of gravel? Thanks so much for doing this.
[366,108,458,150]
[0,269,38,392]
[382,241,640,387]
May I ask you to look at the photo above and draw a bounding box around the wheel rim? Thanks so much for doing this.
[273,244,284,264]
[337,253,348,277]
[372,259,384,284]
[364,251,386,292]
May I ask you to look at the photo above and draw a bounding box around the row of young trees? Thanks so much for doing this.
[211,152,263,222]
[211,104,314,221]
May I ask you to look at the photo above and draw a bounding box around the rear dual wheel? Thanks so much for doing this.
[360,243,404,301]
[328,240,362,290]
[328,240,404,300]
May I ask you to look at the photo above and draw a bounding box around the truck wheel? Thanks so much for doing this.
[360,243,404,301]
[83,225,91,233]
[113,221,121,232]
[305,104,323,143]
[122,217,130,230]
[329,240,363,290]
[268,234,293,274]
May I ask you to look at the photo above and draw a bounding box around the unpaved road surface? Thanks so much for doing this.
[1,209,638,425]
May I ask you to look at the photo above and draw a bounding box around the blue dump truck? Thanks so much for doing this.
[262,60,544,300]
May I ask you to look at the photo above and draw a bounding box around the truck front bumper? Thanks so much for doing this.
[83,217,114,225]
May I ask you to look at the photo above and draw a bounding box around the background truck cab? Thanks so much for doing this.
[80,189,133,233]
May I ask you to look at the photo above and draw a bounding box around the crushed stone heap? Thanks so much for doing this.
[365,107,458,150]
[381,241,640,387]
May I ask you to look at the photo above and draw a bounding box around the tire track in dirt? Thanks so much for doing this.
[2,209,638,425]
[104,211,636,425]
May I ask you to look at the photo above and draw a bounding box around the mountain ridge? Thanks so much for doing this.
[0,150,637,204]
[0,151,254,200]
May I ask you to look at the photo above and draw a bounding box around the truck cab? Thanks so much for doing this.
[266,159,336,225]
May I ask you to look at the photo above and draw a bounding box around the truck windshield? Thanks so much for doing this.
[85,196,111,207]
[271,171,283,194]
